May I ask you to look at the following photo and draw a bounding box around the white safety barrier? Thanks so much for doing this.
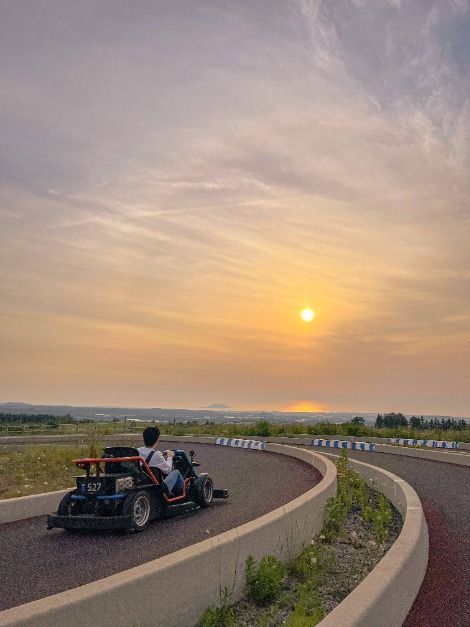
[388,438,459,449]
[215,436,266,450]
[312,438,376,452]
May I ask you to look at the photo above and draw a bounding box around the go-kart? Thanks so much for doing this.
[47,447,228,532]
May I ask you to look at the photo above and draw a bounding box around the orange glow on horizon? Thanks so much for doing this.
[283,400,328,413]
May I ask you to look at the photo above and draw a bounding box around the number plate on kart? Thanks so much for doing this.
[81,479,106,495]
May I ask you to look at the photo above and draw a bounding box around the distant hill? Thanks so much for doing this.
[205,403,230,409]
[0,402,35,409]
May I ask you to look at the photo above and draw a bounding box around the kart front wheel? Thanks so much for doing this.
[193,475,213,507]
[123,491,152,532]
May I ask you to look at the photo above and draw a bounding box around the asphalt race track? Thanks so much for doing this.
[0,442,319,611]
[321,448,470,627]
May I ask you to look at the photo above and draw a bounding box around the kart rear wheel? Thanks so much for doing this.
[57,492,83,532]
[123,491,151,532]
[194,474,213,507]
[57,491,83,516]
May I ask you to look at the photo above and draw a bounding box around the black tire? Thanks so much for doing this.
[193,474,214,507]
[122,491,152,532]
[57,491,83,516]
[57,491,83,532]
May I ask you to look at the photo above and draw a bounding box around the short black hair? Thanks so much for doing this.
[143,426,160,447]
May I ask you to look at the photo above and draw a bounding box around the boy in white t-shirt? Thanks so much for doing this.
[138,426,183,495]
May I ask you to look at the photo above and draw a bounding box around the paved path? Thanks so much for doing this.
[319,448,470,627]
[0,442,319,611]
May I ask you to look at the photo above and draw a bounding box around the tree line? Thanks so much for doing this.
[0,413,75,425]
[375,412,468,431]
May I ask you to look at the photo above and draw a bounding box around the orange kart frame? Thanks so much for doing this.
[73,456,191,504]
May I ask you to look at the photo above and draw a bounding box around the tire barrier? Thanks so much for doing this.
[312,438,376,451]
[388,438,459,449]
[215,436,267,450]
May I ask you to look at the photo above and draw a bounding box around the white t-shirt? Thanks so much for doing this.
[137,447,173,475]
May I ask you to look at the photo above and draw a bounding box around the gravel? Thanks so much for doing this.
[318,495,401,614]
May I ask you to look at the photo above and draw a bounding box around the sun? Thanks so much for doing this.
[300,308,315,322]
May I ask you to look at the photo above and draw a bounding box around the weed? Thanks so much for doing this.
[371,493,392,543]
[321,495,349,542]
[288,543,335,582]
[287,581,324,626]
[199,586,236,627]
[252,591,296,627]
[246,555,285,605]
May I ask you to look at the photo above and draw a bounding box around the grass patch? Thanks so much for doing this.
[0,441,102,498]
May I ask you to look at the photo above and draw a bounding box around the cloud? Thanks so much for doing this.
[0,1,469,413]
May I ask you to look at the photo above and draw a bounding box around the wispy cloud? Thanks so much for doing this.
[0,1,469,413]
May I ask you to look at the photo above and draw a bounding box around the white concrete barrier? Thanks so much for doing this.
[0,490,71,525]
[0,443,336,627]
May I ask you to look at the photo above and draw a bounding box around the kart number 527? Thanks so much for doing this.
[86,481,103,493]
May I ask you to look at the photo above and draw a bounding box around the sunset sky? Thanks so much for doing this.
[1,1,469,415]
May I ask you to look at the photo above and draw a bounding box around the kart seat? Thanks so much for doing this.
[102,446,143,476]
[171,451,193,478]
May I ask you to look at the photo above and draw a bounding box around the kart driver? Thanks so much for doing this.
[138,426,184,495]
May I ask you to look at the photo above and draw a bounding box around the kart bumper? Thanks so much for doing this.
[213,488,229,499]
[47,513,133,531]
